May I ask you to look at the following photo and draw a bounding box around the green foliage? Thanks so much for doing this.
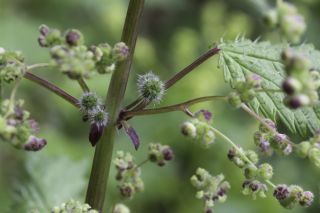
[11,154,88,212]
[219,39,320,136]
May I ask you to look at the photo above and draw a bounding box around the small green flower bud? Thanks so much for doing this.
[244,164,258,179]
[308,147,320,168]
[228,91,242,108]
[89,45,103,61]
[112,42,129,62]
[245,150,259,164]
[89,108,108,127]
[113,203,130,213]
[295,141,311,158]
[281,14,306,44]
[137,71,165,102]
[242,180,268,200]
[258,163,273,180]
[263,9,278,28]
[181,121,197,138]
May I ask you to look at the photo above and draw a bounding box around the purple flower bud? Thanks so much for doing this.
[283,144,293,155]
[124,125,140,150]
[37,36,47,47]
[29,119,40,134]
[162,147,174,161]
[227,149,236,160]
[299,191,314,207]
[274,185,290,200]
[198,109,212,122]
[157,161,165,167]
[39,24,50,36]
[89,123,104,146]
[24,136,47,151]
[286,95,310,109]
[65,30,83,46]
[120,185,134,198]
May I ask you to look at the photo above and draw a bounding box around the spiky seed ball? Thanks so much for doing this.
[137,71,165,102]
[79,92,101,112]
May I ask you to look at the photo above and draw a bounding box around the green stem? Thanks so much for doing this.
[121,96,227,119]
[210,126,276,189]
[85,0,145,211]
[27,63,51,70]
[77,77,90,92]
[240,103,296,147]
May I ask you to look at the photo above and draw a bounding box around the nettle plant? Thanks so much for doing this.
[1,0,320,212]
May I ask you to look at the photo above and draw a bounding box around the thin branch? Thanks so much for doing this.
[210,126,276,189]
[240,103,296,147]
[77,77,90,92]
[121,96,227,119]
[23,71,79,108]
[27,63,51,70]
[124,47,221,111]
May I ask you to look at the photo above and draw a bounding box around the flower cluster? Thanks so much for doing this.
[0,99,46,151]
[181,110,216,148]
[79,92,108,146]
[190,168,230,213]
[295,131,320,168]
[273,184,314,209]
[51,199,98,213]
[263,1,306,43]
[137,72,165,103]
[281,48,319,109]
[0,47,25,83]
[37,25,129,79]
[228,74,262,108]
[253,119,292,156]
[113,151,144,199]
[148,143,174,166]
[112,203,130,213]
[227,146,272,199]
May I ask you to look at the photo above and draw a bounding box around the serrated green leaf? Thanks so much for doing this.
[218,39,320,137]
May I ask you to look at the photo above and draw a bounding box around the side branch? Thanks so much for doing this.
[24,71,79,108]
[125,46,221,111]
[121,96,227,119]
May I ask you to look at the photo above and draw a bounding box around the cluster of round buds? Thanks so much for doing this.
[0,47,25,83]
[137,71,165,103]
[253,119,292,156]
[51,199,98,213]
[190,168,230,213]
[263,2,306,43]
[148,143,174,166]
[38,25,129,79]
[242,180,268,199]
[91,42,129,74]
[294,131,320,168]
[227,147,259,168]
[0,99,47,151]
[112,203,130,213]
[181,110,216,148]
[50,45,96,79]
[228,74,262,108]
[79,92,108,146]
[273,184,314,209]
[227,145,274,200]
[281,49,319,109]
[113,151,144,199]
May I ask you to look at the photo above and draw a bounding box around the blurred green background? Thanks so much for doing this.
[0,0,320,212]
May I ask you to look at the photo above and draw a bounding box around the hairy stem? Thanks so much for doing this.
[85,0,145,211]
[124,47,220,111]
[210,126,276,189]
[240,103,296,147]
[23,71,79,108]
[121,96,227,119]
